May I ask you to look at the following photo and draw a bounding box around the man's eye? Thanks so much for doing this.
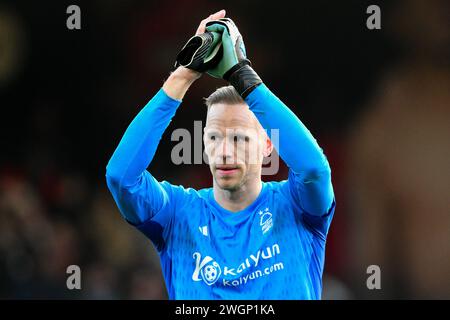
[233,135,249,142]
[210,135,216,141]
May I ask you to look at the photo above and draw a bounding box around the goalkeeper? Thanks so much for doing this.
[106,10,335,299]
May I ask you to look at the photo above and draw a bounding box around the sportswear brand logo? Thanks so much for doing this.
[199,225,208,236]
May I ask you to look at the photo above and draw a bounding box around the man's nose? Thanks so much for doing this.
[218,139,234,162]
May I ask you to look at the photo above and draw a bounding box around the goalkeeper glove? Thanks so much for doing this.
[174,31,223,72]
[205,18,262,98]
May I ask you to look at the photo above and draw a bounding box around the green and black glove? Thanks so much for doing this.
[205,18,262,98]
[174,31,223,73]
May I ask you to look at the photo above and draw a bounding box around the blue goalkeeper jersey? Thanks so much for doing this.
[106,83,335,300]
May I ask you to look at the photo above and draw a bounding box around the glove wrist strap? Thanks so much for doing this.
[225,60,262,99]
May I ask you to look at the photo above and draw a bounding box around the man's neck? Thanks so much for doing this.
[213,179,263,213]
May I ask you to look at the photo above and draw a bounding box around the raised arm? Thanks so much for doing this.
[105,67,193,225]
[106,10,227,225]
[204,18,334,219]
[245,84,334,217]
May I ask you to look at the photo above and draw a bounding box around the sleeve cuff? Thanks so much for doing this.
[160,87,183,104]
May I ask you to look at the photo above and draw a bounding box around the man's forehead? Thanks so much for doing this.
[205,117,255,129]
[205,103,256,128]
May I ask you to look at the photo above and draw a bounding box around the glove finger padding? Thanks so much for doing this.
[205,18,248,79]
[206,18,262,98]
[174,31,223,72]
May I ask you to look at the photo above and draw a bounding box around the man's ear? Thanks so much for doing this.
[263,137,274,157]
[203,132,209,154]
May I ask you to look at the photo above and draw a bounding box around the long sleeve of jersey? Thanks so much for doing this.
[105,88,182,225]
[245,84,334,218]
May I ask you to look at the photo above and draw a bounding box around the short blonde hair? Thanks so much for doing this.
[204,86,244,111]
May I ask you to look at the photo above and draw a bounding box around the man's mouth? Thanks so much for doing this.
[215,165,239,176]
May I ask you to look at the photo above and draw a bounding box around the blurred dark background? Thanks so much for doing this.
[0,0,449,299]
